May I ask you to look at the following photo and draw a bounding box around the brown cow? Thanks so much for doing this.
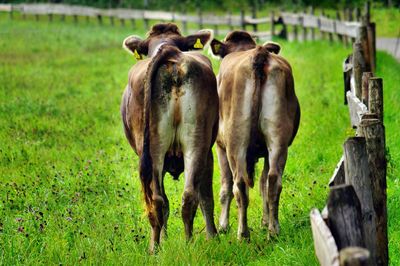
[121,23,218,252]
[210,31,300,239]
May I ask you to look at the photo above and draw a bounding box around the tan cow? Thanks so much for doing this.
[121,23,218,252]
[210,31,300,239]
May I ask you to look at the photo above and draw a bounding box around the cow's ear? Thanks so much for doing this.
[210,39,226,58]
[182,29,213,51]
[123,35,149,60]
[262,41,281,54]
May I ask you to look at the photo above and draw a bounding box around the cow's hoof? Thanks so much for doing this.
[268,223,280,238]
[237,230,250,242]
[261,218,269,228]
[218,224,230,234]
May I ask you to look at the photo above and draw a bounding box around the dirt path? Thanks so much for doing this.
[377,37,400,61]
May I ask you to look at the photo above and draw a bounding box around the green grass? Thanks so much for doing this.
[0,14,399,265]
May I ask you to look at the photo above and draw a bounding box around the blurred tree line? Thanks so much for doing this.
[2,0,399,10]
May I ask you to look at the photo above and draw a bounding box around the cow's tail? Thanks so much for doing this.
[245,46,270,188]
[140,45,181,214]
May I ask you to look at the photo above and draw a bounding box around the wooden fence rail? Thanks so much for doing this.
[310,3,388,265]
[0,2,368,42]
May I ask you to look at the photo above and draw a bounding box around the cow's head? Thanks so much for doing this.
[210,31,281,58]
[123,23,213,59]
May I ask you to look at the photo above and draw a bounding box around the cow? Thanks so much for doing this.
[209,31,300,239]
[121,23,219,253]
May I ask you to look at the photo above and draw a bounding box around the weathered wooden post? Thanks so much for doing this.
[336,10,343,43]
[327,184,365,249]
[327,14,333,44]
[352,41,366,99]
[320,9,326,40]
[251,3,257,32]
[344,137,378,264]
[120,18,125,27]
[293,12,298,41]
[339,247,370,266]
[110,15,114,26]
[240,9,245,30]
[270,10,275,37]
[48,13,53,22]
[367,22,376,73]
[61,13,65,22]
[182,9,188,34]
[213,13,219,36]
[73,14,78,24]
[35,14,39,21]
[361,72,373,106]
[310,6,315,40]
[368,77,383,123]
[228,11,234,31]
[357,25,371,72]
[97,14,103,25]
[197,8,203,30]
[355,7,361,22]
[358,118,388,266]
[302,9,307,41]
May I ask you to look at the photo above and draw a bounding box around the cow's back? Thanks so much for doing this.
[122,51,218,177]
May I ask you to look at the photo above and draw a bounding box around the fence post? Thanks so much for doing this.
[293,13,298,41]
[228,11,234,31]
[358,119,388,266]
[73,14,78,24]
[310,6,315,40]
[361,72,373,106]
[327,184,365,249]
[197,8,203,30]
[320,9,325,40]
[336,10,344,42]
[97,14,103,25]
[182,9,188,34]
[367,22,376,73]
[213,13,219,36]
[344,137,378,264]
[352,41,366,99]
[270,10,275,37]
[368,78,383,123]
[240,9,245,30]
[355,7,361,22]
[302,9,307,41]
[251,3,257,32]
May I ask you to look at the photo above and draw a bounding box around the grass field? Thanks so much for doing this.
[0,14,399,265]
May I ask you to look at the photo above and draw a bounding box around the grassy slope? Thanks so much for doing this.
[0,14,399,265]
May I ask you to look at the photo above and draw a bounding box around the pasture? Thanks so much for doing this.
[0,13,399,265]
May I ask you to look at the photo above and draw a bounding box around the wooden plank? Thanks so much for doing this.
[202,14,229,25]
[344,137,378,263]
[310,208,339,266]
[302,14,319,28]
[114,8,143,19]
[346,91,368,128]
[319,17,335,33]
[143,10,173,21]
[328,184,365,249]
[329,156,345,187]
[245,16,270,24]
[281,12,301,25]
[0,4,12,12]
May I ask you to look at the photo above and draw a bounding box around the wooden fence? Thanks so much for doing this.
[309,6,388,266]
[0,2,370,42]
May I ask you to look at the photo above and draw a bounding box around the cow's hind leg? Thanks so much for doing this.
[181,151,202,241]
[160,175,170,240]
[267,146,287,237]
[199,150,218,238]
[229,153,250,240]
[147,172,164,254]
[259,158,270,228]
[217,145,233,233]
